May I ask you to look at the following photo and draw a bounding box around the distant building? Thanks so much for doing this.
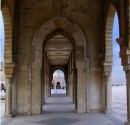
[52,75,66,89]
[0,62,5,86]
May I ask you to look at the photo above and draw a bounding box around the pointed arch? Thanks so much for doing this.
[105,4,117,64]
[32,17,88,62]
[30,17,89,114]
[2,5,13,63]
[51,66,66,77]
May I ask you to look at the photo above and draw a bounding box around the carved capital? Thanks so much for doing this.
[4,63,14,78]
[119,49,130,67]
[103,62,112,76]
[115,37,128,66]
[116,37,125,47]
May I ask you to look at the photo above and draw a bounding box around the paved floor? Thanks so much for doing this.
[43,94,75,113]
[1,86,127,125]
[51,89,66,95]
[112,86,127,121]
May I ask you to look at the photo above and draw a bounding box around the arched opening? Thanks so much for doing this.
[31,17,88,114]
[105,3,126,120]
[51,69,66,95]
[112,13,127,119]
[1,4,14,117]
[42,32,76,113]
[0,8,5,117]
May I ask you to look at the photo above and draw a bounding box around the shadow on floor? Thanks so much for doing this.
[42,94,75,113]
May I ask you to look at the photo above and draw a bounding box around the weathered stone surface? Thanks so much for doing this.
[3,0,112,116]
[19,0,53,10]
[89,71,101,111]
[17,84,28,114]
[76,61,87,113]
[31,84,41,114]
[32,62,42,84]
[15,0,101,115]
[69,0,89,10]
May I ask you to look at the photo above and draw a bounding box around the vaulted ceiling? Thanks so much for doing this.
[45,34,73,65]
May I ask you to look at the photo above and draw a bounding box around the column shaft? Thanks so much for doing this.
[105,75,112,113]
[5,78,12,115]
[126,71,130,122]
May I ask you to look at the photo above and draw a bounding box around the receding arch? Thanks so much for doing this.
[32,17,88,62]
[2,5,13,63]
[51,69,66,93]
[30,17,89,114]
[51,66,66,77]
[43,28,76,48]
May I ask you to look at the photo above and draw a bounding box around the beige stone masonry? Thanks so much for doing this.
[105,4,116,63]
[4,63,14,77]
[2,6,13,63]
[103,62,112,76]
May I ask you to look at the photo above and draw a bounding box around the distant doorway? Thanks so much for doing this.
[51,70,66,95]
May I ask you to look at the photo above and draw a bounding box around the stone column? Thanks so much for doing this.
[68,75,72,98]
[69,80,73,98]
[103,62,112,113]
[105,75,112,113]
[73,69,77,108]
[45,83,47,99]
[4,63,14,116]
[65,77,69,96]
[48,83,51,97]
[5,77,12,115]
[76,61,87,113]
[46,83,49,98]
[124,65,130,125]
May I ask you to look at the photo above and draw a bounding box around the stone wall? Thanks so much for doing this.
[16,0,101,114]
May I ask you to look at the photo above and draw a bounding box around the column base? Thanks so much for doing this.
[4,113,13,118]
[105,109,112,114]
[125,121,130,125]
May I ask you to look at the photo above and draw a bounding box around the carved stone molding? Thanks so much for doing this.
[116,37,125,47]
[116,37,128,66]
[4,63,14,78]
[120,48,130,71]
[103,62,112,76]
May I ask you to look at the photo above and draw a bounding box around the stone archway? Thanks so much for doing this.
[105,4,116,68]
[2,5,13,64]
[103,2,127,114]
[1,4,14,116]
[30,17,89,115]
[32,17,88,60]
[51,66,66,76]
[51,69,66,92]
[103,3,119,114]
